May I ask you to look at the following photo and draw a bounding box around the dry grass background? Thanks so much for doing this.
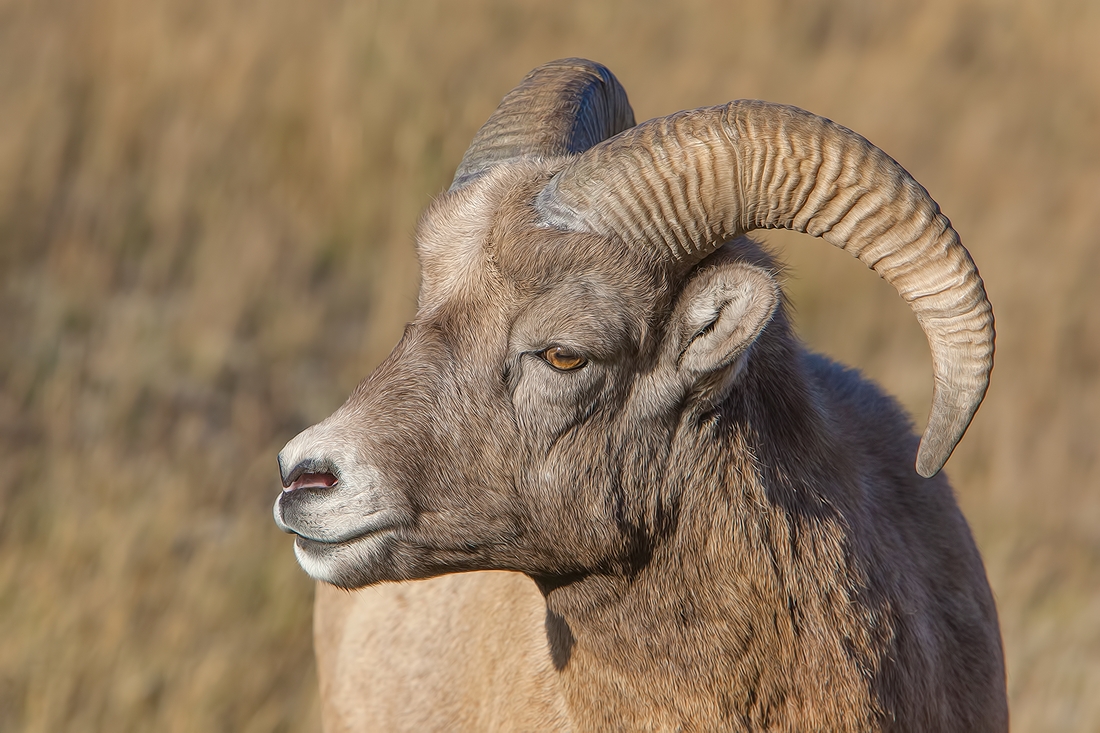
[1,0,1097,730]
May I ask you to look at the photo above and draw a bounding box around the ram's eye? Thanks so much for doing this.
[541,346,587,371]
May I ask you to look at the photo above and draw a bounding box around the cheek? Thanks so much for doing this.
[518,426,624,567]
[512,369,607,453]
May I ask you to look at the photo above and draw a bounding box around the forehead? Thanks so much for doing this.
[415,165,665,327]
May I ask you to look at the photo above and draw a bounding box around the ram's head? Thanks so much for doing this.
[273,59,993,589]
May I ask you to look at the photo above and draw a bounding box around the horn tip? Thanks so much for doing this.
[915,454,943,479]
[915,438,950,478]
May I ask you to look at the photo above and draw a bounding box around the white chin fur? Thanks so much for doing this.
[293,540,339,583]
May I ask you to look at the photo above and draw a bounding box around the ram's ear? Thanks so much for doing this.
[674,262,779,377]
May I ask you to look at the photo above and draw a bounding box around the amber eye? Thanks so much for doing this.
[541,345,587,371]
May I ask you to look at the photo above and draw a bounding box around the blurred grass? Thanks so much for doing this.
[0,0,1097,730]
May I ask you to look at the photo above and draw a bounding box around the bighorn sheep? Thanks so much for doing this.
[274,59,1005,731]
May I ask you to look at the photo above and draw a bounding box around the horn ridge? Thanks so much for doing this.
[450,58,635,190]
[541,99,994,477]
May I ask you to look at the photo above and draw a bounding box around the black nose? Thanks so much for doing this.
[278,455,339,489]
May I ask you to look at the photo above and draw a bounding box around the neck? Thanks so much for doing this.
[538,344,884,730]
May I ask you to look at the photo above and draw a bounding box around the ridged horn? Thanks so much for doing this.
[538,100,994,478]
[450,58,635,190]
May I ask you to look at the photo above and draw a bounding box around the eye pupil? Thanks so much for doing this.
[543,346,586,371]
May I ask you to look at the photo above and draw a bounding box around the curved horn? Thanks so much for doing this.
[450,58,635,190]
[538,101,994,478]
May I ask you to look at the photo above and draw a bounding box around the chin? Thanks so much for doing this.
[292,533,398,589]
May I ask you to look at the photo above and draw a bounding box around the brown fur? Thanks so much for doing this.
[276,160,1006,730]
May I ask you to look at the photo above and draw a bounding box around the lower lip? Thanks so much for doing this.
[294,525,394,550]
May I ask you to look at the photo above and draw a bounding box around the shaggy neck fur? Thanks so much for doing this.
[537,311,895,731]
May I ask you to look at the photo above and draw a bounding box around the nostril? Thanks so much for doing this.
[285,471,339,492]
[280,456,341,490]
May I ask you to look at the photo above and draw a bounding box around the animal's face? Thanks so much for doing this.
[273,166,780,588]
[273,58,995,591]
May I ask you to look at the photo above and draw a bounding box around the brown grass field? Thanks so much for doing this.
[1,0,1097,730]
